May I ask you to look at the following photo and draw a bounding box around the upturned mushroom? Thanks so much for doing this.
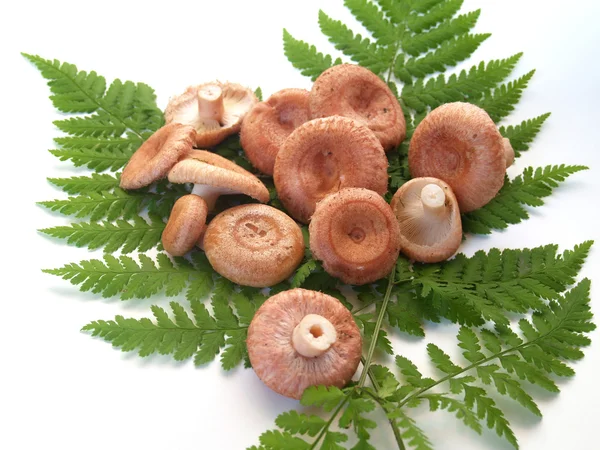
[203,204,304,287]
[409,102,514,212]
[390,177,462,263]
[161,195,208,256]
[310,64,406,150]
[165,82,258,148]
[240,88,310,175]
[309,188,401,285]
[274,116,388,223]
[247,288,362,399]
[120,123,195,190]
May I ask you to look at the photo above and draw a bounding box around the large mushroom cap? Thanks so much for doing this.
[161,194,208,256]
[203,204,304,287]
[120,123,195,190]
[274,116,388,223]
[390,177,462,263]
[240,88,310,175]
[310,64,406,150]
[247,288,362,399]
[165,82,258,148]
[309,188,401,285]
[408,102,506,213]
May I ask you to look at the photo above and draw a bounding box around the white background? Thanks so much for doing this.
[1,0,599,449]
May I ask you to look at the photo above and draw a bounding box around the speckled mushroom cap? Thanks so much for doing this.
[247,288,362,399]
[120,123,195,190]
[240,88,310,175]
[161,194,208,256]
[409,102,507,213]
[203,204,304,287]
[310,64,406,150]
[165,82,258,148]
[309,188,401,285]
[274,116,388,223]
[390,177,462,263]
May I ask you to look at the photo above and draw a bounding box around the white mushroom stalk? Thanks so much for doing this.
[197,84,224,129]
[420,183,446,214]
[292,314,337,358]
[191,184,237,210]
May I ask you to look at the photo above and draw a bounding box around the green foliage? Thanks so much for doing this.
[501,113,551,155]
[283,29,341,81]
[48,173,120,194]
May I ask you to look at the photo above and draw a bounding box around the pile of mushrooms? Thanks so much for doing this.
[120,65,514,399]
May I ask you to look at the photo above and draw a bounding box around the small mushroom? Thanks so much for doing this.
[161,194,208,256]
[168,150,270,210]
[309,188,401,285]
[120,123,195,190]
[203,204,304,287]
[409,102,510,213]
[390,177,462,263]
[274,116,388,223]
[247,288,362,399]
[310,64,406,150]
[165,82,258,148]
[240,88,310,175]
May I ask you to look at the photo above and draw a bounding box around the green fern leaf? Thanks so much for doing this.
[47,173,120,195]
[407,0,464,33]
[275,411,326,437]
[301,386,347,412]
[49,146,132,172]
[392,409,434,450]
[291,259,319,288]
[283,29,342,81]
[258,430,309,450]
[500,113,551,155]
[343,0,397,45]
[475,70,536,122]
[412,0,446,14]
[54,111,125,137]
[374,0,412,25]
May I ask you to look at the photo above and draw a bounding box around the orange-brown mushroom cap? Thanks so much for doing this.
[390,177,462,263]
[240,88,310,175]
[274,116,388,223]
[309,188,401,285]
[310,64,406,150]
[203,204,304,287]
[408,102,506,213]
[247,288,362,399]
[161,194,208,256]
[120,123,195,190]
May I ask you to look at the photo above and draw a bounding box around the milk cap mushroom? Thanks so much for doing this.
[409,102,508,212]
[240,88,310,175]
[310,64,406,150]
[274,116,388,223]
[247,288,362,399]
[165,82,258,148]
[161,194,208,256]
[120,123,195,190]
[390,177,462,263]
[309,188,401,285]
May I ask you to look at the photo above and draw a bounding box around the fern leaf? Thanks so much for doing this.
[291,259,319,288]
[392,409,434,450]
[49,146,132,172]
[407,0,464,33]
[500,113,551,155]
[275,411,326,437]
[475,70,536,122]
[374,0,412,25]
[283,29,341,81]
[47,173,120,195]
[54,111,125,137]
[343,0,397,45]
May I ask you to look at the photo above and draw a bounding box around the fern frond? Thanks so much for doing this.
[407,0,464,33]
[343,0,397,45]
[283,29,342,81]
[374,0,412,25]
[47,173,120,195]
[54,112,125,137]
[475,70,536,122]
[500,113,551,156]
[391,409,434,450]
[49,146,132,172]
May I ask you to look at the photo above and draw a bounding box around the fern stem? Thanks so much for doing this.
[308,395,351,450]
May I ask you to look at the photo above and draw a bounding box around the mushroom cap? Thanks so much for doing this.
[164,82,258,147]
[168,150,270,204]
[240,88,310,175]
[408,102,506,213]
[309,188,401,285]
[161,194,208,256]
[120,123,195,190]
[310,64,406,150]
[390,177,462,263]
[203,204,304,287]
[247,288,362,399]
[274,116,389,223]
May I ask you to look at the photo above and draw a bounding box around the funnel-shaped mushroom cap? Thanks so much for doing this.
[390,177,462,263]
[409,102,506,213]
[247,288,362,399]
[120,123,195,190]
[204,204,304,287]
[165,82,258,148]
[161,194,208,256]
[240,88,310,175]
[274,116,388,223]
[310,64,406,150]
[309,188,401,285]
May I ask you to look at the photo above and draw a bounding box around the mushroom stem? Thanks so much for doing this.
[420,183,446,213]
[503,137,515,168]
[191,184,235,210]
[197,84,224,126]
[292,314,337,358]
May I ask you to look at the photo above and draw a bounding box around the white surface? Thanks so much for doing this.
[1,1,599,449]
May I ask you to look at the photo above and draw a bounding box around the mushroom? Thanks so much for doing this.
[240,88,310,175]
[120,123,195,190]
[273,116,388,223]
[247,288,362,399]
[390,177,462,263]
[309,64,406,150]
[503,137,515,168]
[164,82,258,148]
[161,194,208,256]
[203,204,304,287]
[409,102,512,212]
[309,188,401,285]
